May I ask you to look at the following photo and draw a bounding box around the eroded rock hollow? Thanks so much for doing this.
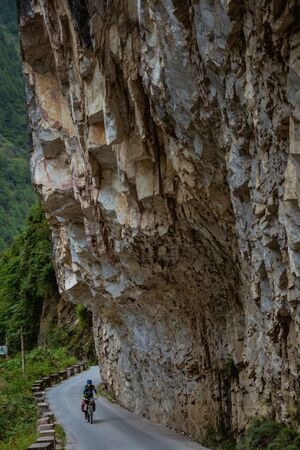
[19,0,300,439]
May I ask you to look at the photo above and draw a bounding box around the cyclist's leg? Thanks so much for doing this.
[84,399,88,419]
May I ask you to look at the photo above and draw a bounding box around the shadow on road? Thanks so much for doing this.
[93,417,123,424]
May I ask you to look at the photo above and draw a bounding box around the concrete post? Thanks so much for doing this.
[50,374,58,384]
[42,411,54,421]
[58,370,67,380]
[66,367,74,377]
[39,430,55,438]
[38,402,49,415]
[32,386,42,394]
[36,436,55,448]
[27,443,53,450]
[39,424,54,432]
[41,377,51,388]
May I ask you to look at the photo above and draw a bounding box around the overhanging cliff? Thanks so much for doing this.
[19,0,300,439]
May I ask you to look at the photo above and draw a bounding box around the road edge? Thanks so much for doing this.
[27,361,88,450]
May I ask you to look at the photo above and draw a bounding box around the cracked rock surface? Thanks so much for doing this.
[19,0,300,439]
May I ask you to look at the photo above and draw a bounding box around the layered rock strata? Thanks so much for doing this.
[19,0,300,439]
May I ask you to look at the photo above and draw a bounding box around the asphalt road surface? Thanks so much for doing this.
[46,366,208,450]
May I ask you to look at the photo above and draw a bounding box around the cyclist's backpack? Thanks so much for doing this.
[83,384,94,398]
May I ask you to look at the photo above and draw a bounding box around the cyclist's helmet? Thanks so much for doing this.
[87,379,93,385]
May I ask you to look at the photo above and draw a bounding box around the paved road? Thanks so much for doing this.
[46,366,208,450]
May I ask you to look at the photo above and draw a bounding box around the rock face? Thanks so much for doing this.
[19,0,300,439]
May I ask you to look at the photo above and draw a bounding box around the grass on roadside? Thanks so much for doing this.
[55,423,66,450]
[237,418,300,450]
[203,418,300,450]
[0,432,37,450]
[97,383,117,403]
[202,427,236,450]
[0,347,76,450]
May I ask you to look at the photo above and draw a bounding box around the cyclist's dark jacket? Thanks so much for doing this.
[83,384,97,399]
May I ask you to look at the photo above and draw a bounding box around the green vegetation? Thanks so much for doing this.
[203,418,300,450]
[0,202,55,352]
[0,201,93,449]
[223,356,238,381]
[0,0,35,250]
[0,1,27,146]
[42,299,95,361]
[0,198,95,361]
[0,135,34,251]
[97,383,117,403]
[237,419,300,450]
[76,304,92,328]
[55,424,66,450]
[0,347,76,450]
[203,427,236,450]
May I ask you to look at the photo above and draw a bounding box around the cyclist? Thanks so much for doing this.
[81,379,97,419]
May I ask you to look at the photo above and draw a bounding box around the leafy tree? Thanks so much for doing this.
[0,1,35,250]
[0,202,56,352]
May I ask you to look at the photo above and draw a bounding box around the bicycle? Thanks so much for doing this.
[83,397,97,424]
[86,398,94,424]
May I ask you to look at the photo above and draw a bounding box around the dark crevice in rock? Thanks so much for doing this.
[17,0,34,19]
[67,0,92,48]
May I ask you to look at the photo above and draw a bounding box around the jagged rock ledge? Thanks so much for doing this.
[19,0,300,440]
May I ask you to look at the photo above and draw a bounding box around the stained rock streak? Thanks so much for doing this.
[19,0,300,440]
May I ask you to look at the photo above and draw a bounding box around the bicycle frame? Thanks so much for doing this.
[84,398,94,424]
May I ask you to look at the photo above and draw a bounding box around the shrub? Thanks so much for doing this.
[0,202,55,353]
[237,418,300,450]
[0,346,76,447]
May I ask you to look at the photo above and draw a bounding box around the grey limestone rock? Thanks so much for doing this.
[19,0,300,439]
